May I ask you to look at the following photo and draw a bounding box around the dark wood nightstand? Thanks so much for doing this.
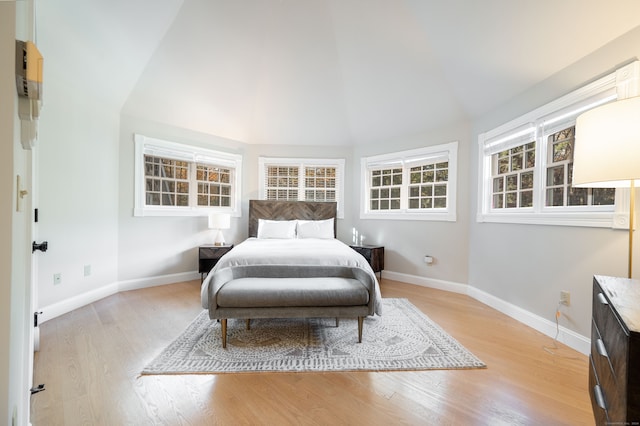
[199,244,233,282]
[350,245,384,279]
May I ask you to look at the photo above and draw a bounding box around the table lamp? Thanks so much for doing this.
[208,212,231,246]
[573,96,640,278]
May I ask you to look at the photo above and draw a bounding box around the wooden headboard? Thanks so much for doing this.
[248,200,337,238]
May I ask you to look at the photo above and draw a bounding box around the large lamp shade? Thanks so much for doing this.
[574,96,640,278]
[573,96,640,188]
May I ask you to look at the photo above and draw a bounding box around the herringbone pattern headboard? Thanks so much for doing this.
[248,200,337,238]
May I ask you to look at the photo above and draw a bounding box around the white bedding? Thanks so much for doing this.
[200,238,382,314]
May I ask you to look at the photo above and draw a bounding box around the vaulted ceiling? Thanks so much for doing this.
[38,0,640,145]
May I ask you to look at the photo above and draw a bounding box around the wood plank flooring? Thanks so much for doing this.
[30,279,594,425]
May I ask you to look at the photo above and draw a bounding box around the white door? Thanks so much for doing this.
[12,137,36,426]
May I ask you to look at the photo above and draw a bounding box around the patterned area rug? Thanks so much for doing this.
[142,298,486,374]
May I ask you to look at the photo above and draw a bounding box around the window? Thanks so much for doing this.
[544,126,615,208]
[143,155,190,207]
[196,164,233,207]
[258,157,345,218]
[134,134,242,217]
[370,168,402,210]
[361,142,458,221]
[492,141,536,209]
[409,161,449,209]
[477,61,639,227]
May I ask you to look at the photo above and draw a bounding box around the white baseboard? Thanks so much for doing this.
[382,270,468,294]
[383,270,590,355]
[38,282,120,324]
[38,268,591,354]
[39,271,200,323]
[118,271,200,292]
[467,286,590,355]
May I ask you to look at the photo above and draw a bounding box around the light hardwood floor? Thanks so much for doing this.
[31,279,594,425]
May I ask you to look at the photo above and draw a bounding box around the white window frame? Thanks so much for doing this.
[134,134,242,217]
[360,142,458,222]
[477,61,640,228]
[258,157,346,219]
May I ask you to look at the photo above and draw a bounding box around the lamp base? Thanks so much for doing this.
[213,229,226,246]
[629,181,635,279]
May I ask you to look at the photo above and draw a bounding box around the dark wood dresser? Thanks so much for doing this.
[589,275,640,425]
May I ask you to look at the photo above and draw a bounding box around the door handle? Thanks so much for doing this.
[32,241,48,253]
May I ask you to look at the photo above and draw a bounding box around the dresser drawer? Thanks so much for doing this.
[592,281,629,387]
[200,245,233,260]
[590,356,610,426]
[198,244,234,276]
[591,319,625,420]
[590,275,640,425]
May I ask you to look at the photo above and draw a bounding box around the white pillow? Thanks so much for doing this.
[296,218,335,239]
[257,219,297,239]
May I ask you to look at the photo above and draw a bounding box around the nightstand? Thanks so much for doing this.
[199,244,233,282]
[350,244,384,280]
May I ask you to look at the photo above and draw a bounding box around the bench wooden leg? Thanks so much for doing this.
[357,317,364,343]
[246,319,251,330]
[221,319,227,348]
[335,318,339,327]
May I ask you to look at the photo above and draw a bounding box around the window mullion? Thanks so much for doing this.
[298,164,305,201]
[189,163,197,208]
[401,166,408,210]
[534,129,547,213]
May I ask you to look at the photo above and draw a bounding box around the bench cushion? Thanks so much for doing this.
[217,277,369,308]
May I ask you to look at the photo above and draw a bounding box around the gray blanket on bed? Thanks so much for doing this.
[200,238,383,315]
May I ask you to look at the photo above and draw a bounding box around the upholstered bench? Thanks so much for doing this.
[207,265,376,348]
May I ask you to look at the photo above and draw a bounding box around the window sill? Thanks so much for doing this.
[360,211,456,222]
[133,207,241,218]
[476,211,624,228]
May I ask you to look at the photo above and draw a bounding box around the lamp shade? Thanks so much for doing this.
[208,213,231,230]
[573,96,640,188]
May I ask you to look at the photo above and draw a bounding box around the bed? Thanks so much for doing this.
[200,200,382,347]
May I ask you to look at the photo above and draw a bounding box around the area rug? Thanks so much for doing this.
[142,298,486,374]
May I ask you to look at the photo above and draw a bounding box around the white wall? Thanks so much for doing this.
[117,115,247,282]
[468,27,640,339]
[351,120,472,286]
[117,115,355,283]
[116,113,470,301]
[35,61,120,310]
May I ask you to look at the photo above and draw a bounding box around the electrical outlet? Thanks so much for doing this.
[84,264,91,277]
[53,273,62,285]
[560,290,570,306]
